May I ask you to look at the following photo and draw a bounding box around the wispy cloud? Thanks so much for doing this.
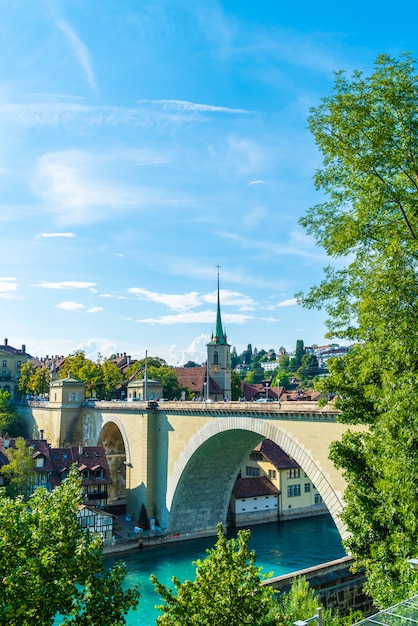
[39,232,76,238]
[33,281,96,289]
[136,311,252,325]
[56,20,97,92]
[248,180,265,185]
[0,278,19,299]
[128,287,201,311]
[276,298,298,307]
[137,99,249,114]
[55,301,84,311]
[31,151,161,225]
[87,306,104,313]
[202,289,255,310]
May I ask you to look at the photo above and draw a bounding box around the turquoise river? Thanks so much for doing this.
[105,515,346,626]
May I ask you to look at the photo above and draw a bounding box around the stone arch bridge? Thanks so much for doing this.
[22,400,363,541]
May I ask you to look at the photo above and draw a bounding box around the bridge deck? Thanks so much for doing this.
[80,400,339,420]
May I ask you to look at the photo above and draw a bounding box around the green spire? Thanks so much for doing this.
[212,267,227,345]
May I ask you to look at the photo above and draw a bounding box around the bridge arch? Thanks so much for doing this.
[166,417,347,540]
[96,417,131,509]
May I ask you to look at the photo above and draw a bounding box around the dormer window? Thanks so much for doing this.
[94,468,104,479]
[35,456,45,468]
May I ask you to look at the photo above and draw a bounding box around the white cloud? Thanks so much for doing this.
[137,99,249,114]
[56,20,97,92]
[136,310,251,325]
[87,306,104,313]
[32,150,164,225]
[39,232,76,238]
[33,281,96,289]
[248,180,265,185]
[276,298,298,307]
[55,301,85,311]
[202,289,255,310]
[0,279,19,299]
[128,287,201,312]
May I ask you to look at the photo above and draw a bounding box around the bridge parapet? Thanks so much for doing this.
[156,400,339,421]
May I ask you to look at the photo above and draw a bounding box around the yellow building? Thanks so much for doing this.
[0,338,31,398]
[230,438,327,527]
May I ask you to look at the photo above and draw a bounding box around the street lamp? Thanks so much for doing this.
[294,608,323,626]
[265,382,269,401]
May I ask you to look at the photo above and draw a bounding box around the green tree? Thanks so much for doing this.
[148,364,182,400]
[17,361,36,398]
[231,370,242,400]
[60,351,103,399]
[299,52,418,607]
[101,359,122,400]
[290,340,304,371]
[231,346,240,369]
[0,437,35,499]
[274,576,361,626]
[151,523,275,625]
[0,390,21,436]
[0,467,140,625]
[245,361,264,384]
[30,366,51,396]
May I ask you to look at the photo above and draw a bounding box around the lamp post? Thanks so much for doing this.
[294,608,323,626]
[265,381,269,401]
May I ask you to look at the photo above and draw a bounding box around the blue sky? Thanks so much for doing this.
[1,0,416,365]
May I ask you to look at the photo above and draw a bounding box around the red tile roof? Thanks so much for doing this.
[232,476,279,498]
[254,439,300,470]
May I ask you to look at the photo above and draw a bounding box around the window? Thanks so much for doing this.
[287,468,300,479]
[315,494,323,504]
[246,466,260,477]
[2,360,6,367]
[250,451,262,461]
[94,468,104,479]
[35,456,45,468]
[287,484,301,497]
[304,483,311,492]
[268,469,277,479]
[213,351,218,363]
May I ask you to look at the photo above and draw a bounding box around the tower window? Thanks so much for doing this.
[213,351,218,364]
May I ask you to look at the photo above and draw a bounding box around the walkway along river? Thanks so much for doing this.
[105,515,346,626]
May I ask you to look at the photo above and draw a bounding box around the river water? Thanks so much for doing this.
[105,515,346,626]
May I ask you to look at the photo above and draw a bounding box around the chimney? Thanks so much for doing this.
[22,345,26,354]
[4,338,7,346]
[4,437,9,449]
[79,444,83,455]
[40,430,44,440]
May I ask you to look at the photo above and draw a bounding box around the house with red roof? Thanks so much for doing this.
[229,438,327,527]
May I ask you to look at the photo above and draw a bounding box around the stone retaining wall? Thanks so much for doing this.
[264,556,373,616]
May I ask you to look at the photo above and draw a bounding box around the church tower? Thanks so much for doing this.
[206,268,231,400]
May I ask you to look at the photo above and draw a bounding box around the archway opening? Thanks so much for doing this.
[166,418,345,539]
[98,422,127,515]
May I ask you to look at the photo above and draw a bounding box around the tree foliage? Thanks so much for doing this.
[273,576,361,626]
[300,52,418,607]
[151,523,276,625]
[0,467,140,625]
[0,389,21,436]
[0,437,35,499]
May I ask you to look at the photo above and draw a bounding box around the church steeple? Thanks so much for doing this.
[213,266,227,345]
[206,265,231,401]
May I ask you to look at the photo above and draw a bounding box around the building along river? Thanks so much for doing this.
[105,514,346,626]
